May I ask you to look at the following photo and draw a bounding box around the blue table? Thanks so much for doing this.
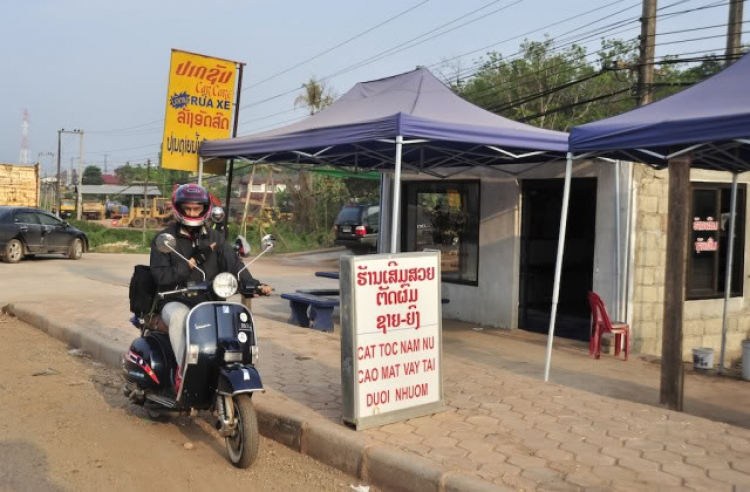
[315,271,340,280]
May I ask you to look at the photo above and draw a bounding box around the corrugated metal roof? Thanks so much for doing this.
[80,185,161,196]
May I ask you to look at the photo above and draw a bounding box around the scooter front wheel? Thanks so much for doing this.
[226,394,259,468]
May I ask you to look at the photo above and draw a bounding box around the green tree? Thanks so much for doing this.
[284,78,339,234]
[294,77,336,115]
[449,37,732,131]
[453,38,639,131]
[115,162,189,197]
[114,163,138,184]
[82,165,103,185]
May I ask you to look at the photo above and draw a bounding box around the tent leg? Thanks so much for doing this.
[544,153,573,382]
[198,157,204,186]
[719,172,738,375]
[378,173,392,254]
[615,160,622,321]
[390,135,404,254]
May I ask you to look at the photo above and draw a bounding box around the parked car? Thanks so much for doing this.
[0,206,89,263]
[334,204,379,251]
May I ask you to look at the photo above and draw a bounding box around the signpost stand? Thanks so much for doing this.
[340,252,444,430]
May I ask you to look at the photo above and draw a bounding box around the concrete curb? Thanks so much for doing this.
[5,302,501,492]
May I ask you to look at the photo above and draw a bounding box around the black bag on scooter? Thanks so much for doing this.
[129,265,156,318]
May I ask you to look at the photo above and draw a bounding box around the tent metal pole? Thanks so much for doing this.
[615,160,622,321]
[378,173,392,254]
[544,153,573,382]
[719,172,738,375]
[198,157,204,186]
[390,135,404,253]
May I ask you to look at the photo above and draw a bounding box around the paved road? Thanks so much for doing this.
[0,313,375,492]
[0,252,340,320]
[5,252,750,490]
[3,252,750,430]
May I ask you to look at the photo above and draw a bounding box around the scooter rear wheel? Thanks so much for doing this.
[147,409,169,422]
[226,395,259,468]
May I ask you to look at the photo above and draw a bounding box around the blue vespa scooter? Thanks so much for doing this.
[123,232,274,468]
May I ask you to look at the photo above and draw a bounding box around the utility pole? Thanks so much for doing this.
[103,154,109,174]
[76,131,84,220]
[661,156,691,411]
[143,159,151,245]
[638,0,657,106]
[56,131,62,218]
[725,0,744,65]
[56,129,84,218]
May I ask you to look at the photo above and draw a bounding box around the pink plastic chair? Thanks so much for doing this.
[588,291,629,361]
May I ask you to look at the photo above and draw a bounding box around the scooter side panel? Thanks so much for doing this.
[123,337,167,390]
[181,304,219,408]
[217,366,263,395]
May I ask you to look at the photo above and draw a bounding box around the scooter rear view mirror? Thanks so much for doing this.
[235,235,251,258]
[156,233,177,254]
[260,234,275,252]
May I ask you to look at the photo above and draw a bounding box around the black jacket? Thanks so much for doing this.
[150,224,258,309]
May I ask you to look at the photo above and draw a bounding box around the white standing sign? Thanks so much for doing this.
[341,252,443,430]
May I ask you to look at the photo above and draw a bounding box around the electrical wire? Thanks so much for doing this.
[518,86,634,122]
[241,0,431,91]
[321,0,528,81]
[74,0,745,157]
[439,0,722,89]
[238,0,532,111]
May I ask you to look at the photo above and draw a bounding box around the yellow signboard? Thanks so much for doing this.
[161,49,238,173]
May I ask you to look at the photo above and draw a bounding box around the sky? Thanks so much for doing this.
[1,0,746,176]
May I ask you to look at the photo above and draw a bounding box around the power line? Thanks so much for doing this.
[238,0,530,111]
[241,0,431,91]
[518,86,634,122]
[440,0,715,87]
[428,0,641,75]
[87,119,164,134]
[321,0,528,81]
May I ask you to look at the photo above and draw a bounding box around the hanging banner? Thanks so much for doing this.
[340,252,444,430]
[161,49,238,173]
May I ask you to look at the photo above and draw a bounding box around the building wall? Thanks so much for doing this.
[401,159,627,331]
[630,164,750,360]
[437,172,521,329]
[0,163,39,207]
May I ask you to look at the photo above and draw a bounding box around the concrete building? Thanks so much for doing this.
[387,160,749,362]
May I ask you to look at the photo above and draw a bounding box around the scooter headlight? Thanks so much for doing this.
[212,273,238,298]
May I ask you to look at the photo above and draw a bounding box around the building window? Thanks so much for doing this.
[402,181,480,285]
[687,182,746,300]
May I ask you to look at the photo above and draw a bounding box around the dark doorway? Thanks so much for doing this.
[519,178,597,341]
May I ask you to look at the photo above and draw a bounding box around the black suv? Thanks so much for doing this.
[334,204,379,251]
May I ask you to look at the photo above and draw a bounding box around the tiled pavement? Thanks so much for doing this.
[257,317,750,491]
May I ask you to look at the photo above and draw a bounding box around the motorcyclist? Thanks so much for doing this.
[150,183,271,392]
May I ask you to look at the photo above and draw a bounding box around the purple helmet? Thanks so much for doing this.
[171,184,212,228]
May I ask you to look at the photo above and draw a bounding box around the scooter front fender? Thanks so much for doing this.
[217,366,263,396]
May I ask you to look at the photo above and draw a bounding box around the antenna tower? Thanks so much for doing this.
[20,109,30,164]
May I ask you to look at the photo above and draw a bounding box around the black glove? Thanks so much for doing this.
[193,240,214,265]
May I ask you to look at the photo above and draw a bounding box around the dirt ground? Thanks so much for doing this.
[0,314,374,492]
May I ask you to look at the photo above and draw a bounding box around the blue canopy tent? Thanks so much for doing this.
[569,53,750,409]
[202,67,569,253]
